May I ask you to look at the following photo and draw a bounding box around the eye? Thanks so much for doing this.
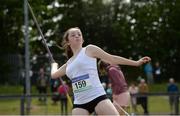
[71,34,75,37]
[78,33,81,36]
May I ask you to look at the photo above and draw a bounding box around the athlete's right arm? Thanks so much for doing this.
[51,62,66,79]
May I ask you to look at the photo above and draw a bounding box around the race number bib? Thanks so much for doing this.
[72,74,92,93]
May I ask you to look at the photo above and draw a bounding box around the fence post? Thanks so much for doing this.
[175,94,179,115]
[20,96,25,115]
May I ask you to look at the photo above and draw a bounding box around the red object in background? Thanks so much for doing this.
[58,85,69,95]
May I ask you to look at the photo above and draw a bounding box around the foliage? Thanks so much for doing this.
[0,0,180,84]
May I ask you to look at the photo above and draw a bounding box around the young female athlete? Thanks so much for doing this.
[51,27,151,115]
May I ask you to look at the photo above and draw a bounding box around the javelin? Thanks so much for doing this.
[113,101,130,116]
[27,1,73,108]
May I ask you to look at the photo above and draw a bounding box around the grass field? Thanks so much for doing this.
[0,83,180,115]
[136,96,171,115]
[0,95,177,115]
[0,97,72,115]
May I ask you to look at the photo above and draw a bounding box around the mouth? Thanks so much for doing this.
[75,38,81,42]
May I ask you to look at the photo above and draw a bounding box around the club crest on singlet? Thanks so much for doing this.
[72,74,92,93]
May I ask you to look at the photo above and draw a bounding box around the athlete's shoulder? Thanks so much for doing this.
[86,44,98,48]
[84,44,100,58]
[85,44,101,51]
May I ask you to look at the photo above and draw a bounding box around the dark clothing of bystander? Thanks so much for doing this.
[58,84,69,115]
[167,79,179,114]
[37,68,48,102]
[138,80,149,115]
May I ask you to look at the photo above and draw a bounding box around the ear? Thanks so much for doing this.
[67,42,70,45]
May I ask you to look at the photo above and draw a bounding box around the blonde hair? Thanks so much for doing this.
[61,27,80,59]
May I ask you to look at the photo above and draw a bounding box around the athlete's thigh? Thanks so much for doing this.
[72,108,89,115]
[95,99,119,115]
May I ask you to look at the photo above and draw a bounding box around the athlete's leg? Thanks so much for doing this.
[72,108,90,115]
[95,99,119,115]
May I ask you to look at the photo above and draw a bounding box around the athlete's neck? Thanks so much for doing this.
[72,47,82,57]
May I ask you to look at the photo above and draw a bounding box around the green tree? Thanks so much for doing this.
[0,0,180,84]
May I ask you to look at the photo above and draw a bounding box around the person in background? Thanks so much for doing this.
[37,67,48,102]
[129,82,138,113]
[51,79,60,104]
[144,62,154,84]
[51,27,151,115]
[136,75,142,84]
[106,83,113,101]
[58,81,69,115]
[154,61,161,83]
[138,78,149,115]
[99,65,109,84]
[167,78,179,114]
[98,60,131,115]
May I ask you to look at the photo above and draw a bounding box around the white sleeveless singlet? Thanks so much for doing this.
[66,46,106,104]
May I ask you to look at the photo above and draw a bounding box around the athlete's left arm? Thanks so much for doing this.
[86,44,151,66]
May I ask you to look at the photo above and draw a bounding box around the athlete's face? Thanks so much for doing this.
[67,28,83,47]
